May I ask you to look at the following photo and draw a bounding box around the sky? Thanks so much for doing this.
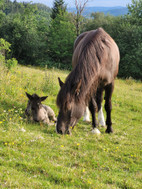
[11,0,132,8]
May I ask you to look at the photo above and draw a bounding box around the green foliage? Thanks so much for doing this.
[0,38,11,52]
[128,0,142,25]
[82,10,142,79]
[0,1,51,66]
[114,23,142,79]
[49,0,75,68]
[0,38,18,70]
[82,12,115,33]
[6,57,18,70]
[51,0,66,19]
[0,3,50,65]
[48,12,76,67]
[0,38,11,64]
[0,0,142,78]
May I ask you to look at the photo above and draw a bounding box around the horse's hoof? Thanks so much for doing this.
[99,120,106,127]
[67,129,72,135]
[105,128,113,133]
[91,128,101,135]
[83,118,90,122]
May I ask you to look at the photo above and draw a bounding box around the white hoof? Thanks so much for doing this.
[91,128,101,135]
[83,117,90,122]
[98,107,106,127]
[99,119,106,127]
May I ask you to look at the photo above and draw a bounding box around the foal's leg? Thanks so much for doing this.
[96,88,105,127]
[104,82,114,133]
[89,98,101,134]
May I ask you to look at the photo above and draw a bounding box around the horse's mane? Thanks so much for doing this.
[57,28,111,109]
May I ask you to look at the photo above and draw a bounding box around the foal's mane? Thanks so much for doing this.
[57,28,111,109]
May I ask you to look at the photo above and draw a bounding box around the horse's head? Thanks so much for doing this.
[26,93,48,122]
[56,78,85,134]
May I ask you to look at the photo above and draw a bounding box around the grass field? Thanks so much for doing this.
[0,65,142,189]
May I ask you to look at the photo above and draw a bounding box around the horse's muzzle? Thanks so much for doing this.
[56,126,71,135]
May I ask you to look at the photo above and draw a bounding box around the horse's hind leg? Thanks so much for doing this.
[104,82,114,133]
[89,97,101,134]
[96,88,105,127]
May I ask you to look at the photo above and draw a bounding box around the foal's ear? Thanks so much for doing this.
[58,77,64,88]
[75,80,82,96]
[40,96,48,102]
[26,92,33,101]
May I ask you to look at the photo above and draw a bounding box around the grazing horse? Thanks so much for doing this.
[56,28,120,134]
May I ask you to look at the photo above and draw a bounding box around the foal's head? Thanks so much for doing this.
[56,78,85,134]
[26,93,48,122]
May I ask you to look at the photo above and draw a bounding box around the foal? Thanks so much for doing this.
[25,93,56,125]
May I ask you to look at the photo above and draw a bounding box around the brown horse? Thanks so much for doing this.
[56,28,120,134]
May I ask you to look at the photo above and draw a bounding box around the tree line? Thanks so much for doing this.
[0,0,142,79]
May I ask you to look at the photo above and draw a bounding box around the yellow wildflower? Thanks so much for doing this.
[88,180,91,184]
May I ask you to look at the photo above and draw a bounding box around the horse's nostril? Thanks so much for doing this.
[56,127,62,134]
[59,130,63,134]
[58,129,63,134]
[34,119,39,122]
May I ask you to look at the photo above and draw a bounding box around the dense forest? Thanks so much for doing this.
[0,0,142,79]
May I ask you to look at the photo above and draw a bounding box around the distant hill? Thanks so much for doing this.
[68,6,128,17]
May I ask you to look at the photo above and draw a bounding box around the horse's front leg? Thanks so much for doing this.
[83,106,90,122]
[104,82,114,133]
[89,98,101,135]
[96,87,105,127]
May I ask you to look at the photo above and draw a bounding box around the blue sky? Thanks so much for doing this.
[12,0,132,8]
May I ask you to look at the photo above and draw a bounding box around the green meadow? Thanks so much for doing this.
[0,65,142,189]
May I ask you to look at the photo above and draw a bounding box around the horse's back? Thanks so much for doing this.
[72,28,120,85]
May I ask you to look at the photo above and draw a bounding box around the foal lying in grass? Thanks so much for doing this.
[25,93,56,125]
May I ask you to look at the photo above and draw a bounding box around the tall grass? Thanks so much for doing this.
[0,65,141,188]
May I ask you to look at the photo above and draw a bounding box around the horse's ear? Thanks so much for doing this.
[75,80,82,96]
[58,77,64,88]
[40,96,48,102]
[26,92,33,101]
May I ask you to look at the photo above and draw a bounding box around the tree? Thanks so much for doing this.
[82,12,115,34]
[0,0,5,23]
[51,0,66,19]
[128,0,142,25]
[75,0,88,36]
[48,12,76,69]
[0,2,49,65]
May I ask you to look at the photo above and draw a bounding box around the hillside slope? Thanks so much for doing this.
[0,65,141,188]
